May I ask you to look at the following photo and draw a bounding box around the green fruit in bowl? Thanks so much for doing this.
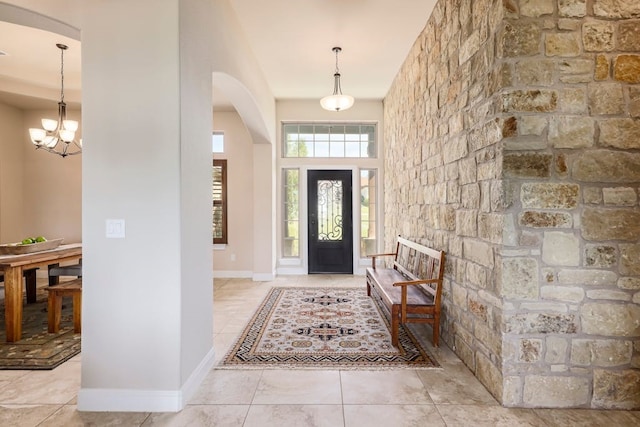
[35,236,47,243]
[21,238,35,245]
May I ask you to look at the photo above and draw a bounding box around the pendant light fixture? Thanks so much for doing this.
[28,43,82,157]
[320,47,354,112]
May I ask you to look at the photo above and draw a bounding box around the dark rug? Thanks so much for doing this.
[0,289,81,369]
[220,287,439,369]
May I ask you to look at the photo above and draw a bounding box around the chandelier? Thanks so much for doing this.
[28,43,82,157]
[320,47,354,112]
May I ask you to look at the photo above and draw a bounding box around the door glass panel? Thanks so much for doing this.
[317,180,343,241]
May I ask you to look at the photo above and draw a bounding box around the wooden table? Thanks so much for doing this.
[0,243,82,342]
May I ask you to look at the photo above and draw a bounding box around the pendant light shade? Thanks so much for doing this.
[320,47,354,112]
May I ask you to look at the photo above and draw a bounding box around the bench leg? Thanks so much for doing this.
[48,293,62,333]
[391,305,400,347]
[72,292,82,333]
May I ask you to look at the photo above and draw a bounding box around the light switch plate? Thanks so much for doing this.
[106,219,125,238]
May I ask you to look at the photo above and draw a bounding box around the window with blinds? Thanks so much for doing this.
[212,159,227,244]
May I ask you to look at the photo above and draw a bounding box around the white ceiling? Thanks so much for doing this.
[0,0,436,109]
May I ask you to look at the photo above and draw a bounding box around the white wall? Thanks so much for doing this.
[78,0,213,412]
[212,111,254,276]
[0,102,25,243]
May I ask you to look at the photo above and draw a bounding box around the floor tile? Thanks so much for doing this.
[252,370,342,404]
[437,405,548,427]
[243,404,343,427]
[534,408,640,426]
[38,405,149,426]
[341,370,432,405]
[0,361,81,404]
[417,363,498,405]
[343,404,445,427]
[189,369,262,404]
[142,405,248,427]
[0,404,61,427]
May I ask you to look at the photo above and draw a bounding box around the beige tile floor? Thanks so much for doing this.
[1,275,640,426]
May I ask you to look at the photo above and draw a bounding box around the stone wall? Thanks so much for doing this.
[384,0,640,409]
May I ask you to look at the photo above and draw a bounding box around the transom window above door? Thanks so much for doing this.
[283,123,377,158]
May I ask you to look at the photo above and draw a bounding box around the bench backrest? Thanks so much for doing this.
[392,236,446,304]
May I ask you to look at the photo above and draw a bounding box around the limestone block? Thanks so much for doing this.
[602,187,638,206]
[582,208,640,240]
[546,336,568,363]
[555,154,568,177]
[587,289,632,301]
[593,0,640,18]
[549,116,594,148]
[504,153,552,178]
[515,59,555,85]
[571,339,633,367]
[560,88,588,114]
[573,151,640,183]
[520,0,553,17]
[503,214,518,246]
[546,33,581,57]
[463,239,494,268]
[631,87,640,118]
[506,312,578,334]
[618,277,640,290]
[519,211,572,228]
[581,303,640,336]
[620,243,640,275]
[582,21,615,52]
[541,285,585,303]
[634,292,640,304]
[461,184,480,209]
[502,90,558,113]
[592,369,640,409]
[468,296,488,322]
[595,55,609,80]
[559,19,582,31]
[584,244,617,267]
[519,339,542,362]
[614,55,640,83]
[475,323,502,356]
[456,210,478,237]
[459,158,477,184]
[500,257,539,299]
[502,117,518,138]
[558,0,587,17]
[520,302,569,312]
[618,21,640,52]
[542,232,580,266]
[559,58,594,75]
[503,376,523,407]
[582,187,602,204]
[500,22,542,58]
[523,376,590,407]
[452,282,468,309]
[557,268,618,286]
[478,213,503,244]
[588,83,624,115]
[476,352,503,402]
[518,116,548,135]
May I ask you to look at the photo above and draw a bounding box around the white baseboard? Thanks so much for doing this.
[212,270,253,278]
[77,347,216,413]
[252,272,275,281]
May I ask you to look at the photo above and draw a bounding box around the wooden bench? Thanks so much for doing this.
[366,236,445,347]
[46,278,82,333]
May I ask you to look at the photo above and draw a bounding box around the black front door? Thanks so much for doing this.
[308,170,353,274]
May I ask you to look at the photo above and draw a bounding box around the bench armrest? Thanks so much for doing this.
[368,252,397,269]
[392,278,439,287]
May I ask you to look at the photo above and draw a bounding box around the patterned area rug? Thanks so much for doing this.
[220,287,439,369]
[0,290,81,369]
